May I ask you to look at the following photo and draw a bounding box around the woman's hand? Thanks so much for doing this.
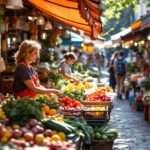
[51,89,63,97]
[74,79,80,84]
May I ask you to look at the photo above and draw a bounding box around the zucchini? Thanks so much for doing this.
[42,120,72,134]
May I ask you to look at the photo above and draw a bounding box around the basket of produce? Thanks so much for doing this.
[92,125,118,150]
[58,97,83,117]
[83,88,113,111]
[83,106,108,120]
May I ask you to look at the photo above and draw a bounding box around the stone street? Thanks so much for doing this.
[109,99,150,150]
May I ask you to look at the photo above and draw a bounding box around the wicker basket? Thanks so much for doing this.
[92,140,114,150]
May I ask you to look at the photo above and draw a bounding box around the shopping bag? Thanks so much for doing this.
[0,57,6,72]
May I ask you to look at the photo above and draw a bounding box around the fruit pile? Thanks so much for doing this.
[97,86,113,93]
[62,80,93,92]
[86,90,111,102]
[0,119,75,149]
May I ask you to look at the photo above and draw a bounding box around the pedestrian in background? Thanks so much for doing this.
[109,52,118,91]
[114,51,127,99]
[59,52,80,83]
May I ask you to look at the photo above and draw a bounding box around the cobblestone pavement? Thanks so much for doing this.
[109,99,150,150]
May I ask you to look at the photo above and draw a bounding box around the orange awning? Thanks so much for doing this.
[131,20,142,30]
[27,0,102,39]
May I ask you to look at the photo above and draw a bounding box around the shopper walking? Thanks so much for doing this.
[109,52,118,91]
[114,51,127,99]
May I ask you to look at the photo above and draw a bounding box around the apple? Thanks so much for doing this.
[25,124,30,130]
[24,132,34,141]
[13,129,22,138]
[35,125,44,134]
[31,127,39,135]
[49,141,57,150]
[44,129,52,137]
[28,119,39,128]
[21,127,29,135]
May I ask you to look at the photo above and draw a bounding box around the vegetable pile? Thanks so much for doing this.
[58,97,83,109]
[93,125,118,140]
[2,97,43,126]
[33,94,60,109]
[63,90,86,102]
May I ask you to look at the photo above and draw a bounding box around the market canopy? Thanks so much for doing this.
[27,0,102,40]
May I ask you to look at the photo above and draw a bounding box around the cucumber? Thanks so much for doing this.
[42,120,72,134]
[105,131,118,139]
[100,126,110,134]
[101,135,108,140]
[105,133,115,138]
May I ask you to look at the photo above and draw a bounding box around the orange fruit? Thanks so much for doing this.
[12,124,20,129]
[58,132,66,141]
[50,134,61,141]
[51,130,57,135]
[48,109,57,116]
[42,106,50,113]
[3,129,12,138]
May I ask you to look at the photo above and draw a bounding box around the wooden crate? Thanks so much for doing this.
[61,109,83,117]
[83,105,108,120]
[92,140,114,150]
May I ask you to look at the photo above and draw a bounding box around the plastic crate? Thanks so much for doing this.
[92,140,114,150]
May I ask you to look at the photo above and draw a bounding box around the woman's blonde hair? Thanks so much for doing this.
[14,40,41,64]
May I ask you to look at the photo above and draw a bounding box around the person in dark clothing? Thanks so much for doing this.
[114,51,127,99]
[109,52,118,91]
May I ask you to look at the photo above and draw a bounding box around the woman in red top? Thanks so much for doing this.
[13,40,62,98]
